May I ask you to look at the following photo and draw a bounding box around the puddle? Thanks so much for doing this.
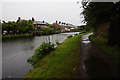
[82,33,93,44]
[82,41,91,44]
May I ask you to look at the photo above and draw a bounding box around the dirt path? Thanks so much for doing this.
[79,33,118,78]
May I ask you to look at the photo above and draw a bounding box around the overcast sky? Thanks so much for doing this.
[0,0,85,26]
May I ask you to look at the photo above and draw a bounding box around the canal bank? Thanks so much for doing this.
[25,33,85,78]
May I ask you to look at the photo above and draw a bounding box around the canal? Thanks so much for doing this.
[2,32,79,78]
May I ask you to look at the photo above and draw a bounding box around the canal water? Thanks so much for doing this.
[2,32,79,78]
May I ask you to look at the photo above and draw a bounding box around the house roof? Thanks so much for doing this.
[33,21,47,25]
[54,24,62,28]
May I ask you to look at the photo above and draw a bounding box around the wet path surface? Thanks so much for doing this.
[80,33,118,78]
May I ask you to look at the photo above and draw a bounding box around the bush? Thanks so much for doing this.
[82,31,86,33]
[67,35,73,38]
[27,42,55,65]
[38,42,55,55]
[75,33,78,35]
[56,41,61,46]
[36,32,41,36]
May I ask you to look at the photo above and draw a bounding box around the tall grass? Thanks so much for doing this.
[90,34,120,66]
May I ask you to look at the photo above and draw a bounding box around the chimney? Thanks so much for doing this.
[59,21,61,24]
[32,17,35,22]
[56,21,57,24]
[2,20,6,23]
[16,17,21,23]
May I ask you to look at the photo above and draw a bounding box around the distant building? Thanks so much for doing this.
[32,17,48,29]
[53,23,62,29]
[33,21,48,27]
[53,22,77,32]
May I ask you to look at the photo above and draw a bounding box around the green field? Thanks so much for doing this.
[25,34,84,78]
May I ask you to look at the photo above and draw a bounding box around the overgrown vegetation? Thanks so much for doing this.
[90,34,120,66]
[33,26,54,36]
[27,42,55,65]
[67,35,73,38]
[82,1,120,46]
[55,41,61,46]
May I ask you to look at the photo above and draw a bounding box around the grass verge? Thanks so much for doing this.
[90,34,120,66]
[25,33,86,78]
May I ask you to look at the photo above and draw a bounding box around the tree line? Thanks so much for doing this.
[2,20,56,36]
[82,0,120,46]
[2,20,33,35]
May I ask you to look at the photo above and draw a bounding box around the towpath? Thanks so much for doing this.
[79,33,118,78]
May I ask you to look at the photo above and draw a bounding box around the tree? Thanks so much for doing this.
[82,0,120,46]
[82,2,114,29]
[41,27,50,35]
[17,20,33,34]
[27,20,34,33]
[2,19,34,35]
[108,2,120,46]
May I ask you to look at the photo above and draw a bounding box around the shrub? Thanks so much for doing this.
[36,32,41,36]
[38,42,55,55]
[56,41,61,46]
[75,33,78,35]
[82,31,86,33]
[67,35,73,38]
[27,42,55,65]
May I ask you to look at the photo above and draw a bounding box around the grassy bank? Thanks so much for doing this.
[25,33,84,78]
[2,34,33,40]
[90,34,120,66]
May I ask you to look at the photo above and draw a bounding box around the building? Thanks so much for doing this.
[53,21,77,31]
[53,23,62,29]
[53,23,77,32]
[33,21,48,28]
[32,17,48,29]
